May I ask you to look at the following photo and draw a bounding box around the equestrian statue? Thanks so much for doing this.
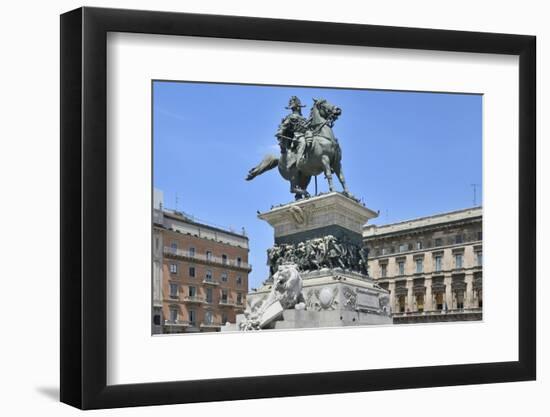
[246,96,352,200]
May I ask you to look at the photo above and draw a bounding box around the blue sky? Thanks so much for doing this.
[153,81,482,289]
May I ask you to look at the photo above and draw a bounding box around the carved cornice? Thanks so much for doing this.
[259,192,378,237]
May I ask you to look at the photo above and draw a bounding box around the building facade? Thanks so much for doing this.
[153,205,251,334]
[363,207,482,324]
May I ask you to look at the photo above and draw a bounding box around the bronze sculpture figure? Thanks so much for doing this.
[246,97,351,200]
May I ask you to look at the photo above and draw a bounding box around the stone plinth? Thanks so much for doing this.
[222,192,391,332]
[240,268,392,329]
[259,192,378,246]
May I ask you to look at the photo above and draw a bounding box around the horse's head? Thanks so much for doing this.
[312,98,342,123]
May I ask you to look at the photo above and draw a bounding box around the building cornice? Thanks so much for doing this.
[363,207,482,239]
[368,240,482,260]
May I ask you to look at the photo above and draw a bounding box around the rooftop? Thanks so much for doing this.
[363,206,482,238]
[157,208,249,241]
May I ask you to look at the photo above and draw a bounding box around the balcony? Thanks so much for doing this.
[218,298,237,307]
[392,308,482,324]
[183,295,204,304]
[163,247,252,271]
[200,321,222,329]
[202,278,220,286]
[163,319,191,328]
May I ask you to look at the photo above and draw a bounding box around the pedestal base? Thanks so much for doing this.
[222,268,392,331]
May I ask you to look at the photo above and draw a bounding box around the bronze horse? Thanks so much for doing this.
[246,98,350,199]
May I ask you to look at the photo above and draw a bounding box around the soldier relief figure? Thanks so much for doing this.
[246,96,352,200]
[265,235,369,281]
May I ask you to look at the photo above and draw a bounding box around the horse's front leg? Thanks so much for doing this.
[321,155,334,192]
[290,179,305,200]
[333,164,350,195]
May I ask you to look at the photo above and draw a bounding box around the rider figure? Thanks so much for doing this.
[275,96,308,168]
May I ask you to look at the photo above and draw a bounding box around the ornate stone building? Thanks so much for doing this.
[363,207,482,324]
[152,191,251,334]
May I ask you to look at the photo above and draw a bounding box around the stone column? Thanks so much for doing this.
[444,274,453,311]
[406,279,414,312]
[425,277,433,311]
[389,281,396,313]
[465,273,474,309]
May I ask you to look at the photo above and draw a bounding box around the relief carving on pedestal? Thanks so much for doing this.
[342,286,357,311]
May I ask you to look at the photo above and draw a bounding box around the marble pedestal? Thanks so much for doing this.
[239,268,392,330]
[259,191,378,246]
[223,192,391,332]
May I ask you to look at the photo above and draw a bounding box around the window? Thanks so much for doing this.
[188,286,196,297]
[189,309,196,324]
[454,253,464,269]
[236,275,243,285]
[398,295,406,313]
[380,264,387,278]
[188,266,195,277]
[237,257,242,267]
[477,231,483,241]
[399,244,408,253]
[206,288,213,303]
[221,289,228,302]
[455,234,463,244]
[221,312,228,324]
[221,272,228,282]
[476,251,482,266]
[206,251,212,261]
[222,254,228,264]
[398,261,405,276]
[153,314,161,325]
[236,292,243,305]
[381,247,387,255]
[416,241,423,250]
[188,247,195,257]
[170,242,178,253]
[456,291,464,309]
[436,293,444,310]
[155,237,159,251]
[169,308,178,322]
[435,255,442,272]
[205,270,212,281]
[434,238,442,247]
[416,294,424,313]
[415,258,423,273]
[204,310,213,324]
[169,283,178,298]
[169,263,178,274]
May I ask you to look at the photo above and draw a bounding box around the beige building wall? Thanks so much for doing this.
[364,207,482,323]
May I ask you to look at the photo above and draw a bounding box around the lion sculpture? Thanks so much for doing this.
[241,263,305,331]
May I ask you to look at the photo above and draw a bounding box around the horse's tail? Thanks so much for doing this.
[246,154,279,181]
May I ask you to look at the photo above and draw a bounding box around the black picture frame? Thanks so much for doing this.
[60,6,536,410]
